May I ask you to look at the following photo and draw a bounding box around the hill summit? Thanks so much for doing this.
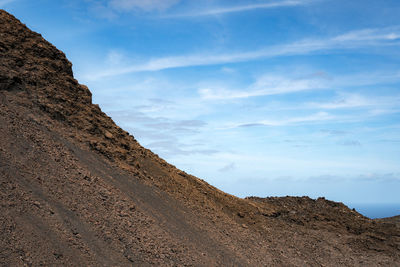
[0,10,399,266]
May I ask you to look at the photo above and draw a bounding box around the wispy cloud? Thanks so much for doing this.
[333,28,400,42]
[147,140,219,156]
[0,0,16,7]
[307,93,400,109]
[355,173,400,182]
[105,107,213,157]
[109,108,207,134]
[87,0,180,19]
[198,70,400,101]
[166,0,313,18]
[220,92,400,128]
[109,0,180,12]
[339,140,362,147]
[85,27,400,80]
[219,162,236,172]
[320,129,349,136]
[199,74,327,100]
[234,111,335,127]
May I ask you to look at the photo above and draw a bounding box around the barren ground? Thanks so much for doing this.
[1,10,399,266]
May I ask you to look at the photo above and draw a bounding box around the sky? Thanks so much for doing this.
[2,0,400,217]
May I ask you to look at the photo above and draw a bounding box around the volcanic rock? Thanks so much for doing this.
[1,9,399,266]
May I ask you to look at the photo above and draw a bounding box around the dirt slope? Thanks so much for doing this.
[1,10,399,266]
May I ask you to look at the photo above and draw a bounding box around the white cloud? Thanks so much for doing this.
[308,93,400,109]
[199,74,327,100]
[309,93,371,109]
[109,0,180,12]
[328,70,400,88]
[333,27,400,42]
[86,50,273,80]
[106,50,124,65]
[220,67,235,74]
[368,109,397,116]
[196,69,400,102]
[234,111,335,127]
[217,91,400,129]
[219,162,236,172]
[147,140,218,156]
[339,140,362,147]
[85,27,400,80]
[0,0,16,7]
[166,0,313,17]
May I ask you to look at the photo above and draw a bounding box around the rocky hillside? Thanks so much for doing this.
[1,9,399,266]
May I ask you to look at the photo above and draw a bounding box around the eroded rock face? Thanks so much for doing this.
[1,9,399,266]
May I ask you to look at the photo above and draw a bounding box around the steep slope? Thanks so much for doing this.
[1,10,399,266]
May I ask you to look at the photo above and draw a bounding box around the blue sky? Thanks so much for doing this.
[2,0,400,214]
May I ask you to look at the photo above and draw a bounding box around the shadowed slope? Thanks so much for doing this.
[1,10,399,266]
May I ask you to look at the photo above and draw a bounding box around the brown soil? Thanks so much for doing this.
[1,9,399,266]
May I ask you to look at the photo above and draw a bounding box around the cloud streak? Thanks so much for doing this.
[199,74,327,100]
[221,92,400,129]
[147,140,219,156]
[234,111,336,127]
[109,0,180,12]
[197,69,400,101]
[219,162,236,172]
[0,0,16,7]
[339,140,362,147]
[86,27,400,80]
[198,69,400,101]
[307,93,400,109]
[166,0,313,18]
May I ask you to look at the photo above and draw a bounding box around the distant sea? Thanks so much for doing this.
[348,203,400,219]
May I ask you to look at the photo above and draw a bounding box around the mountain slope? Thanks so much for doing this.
[1,10,399,266]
